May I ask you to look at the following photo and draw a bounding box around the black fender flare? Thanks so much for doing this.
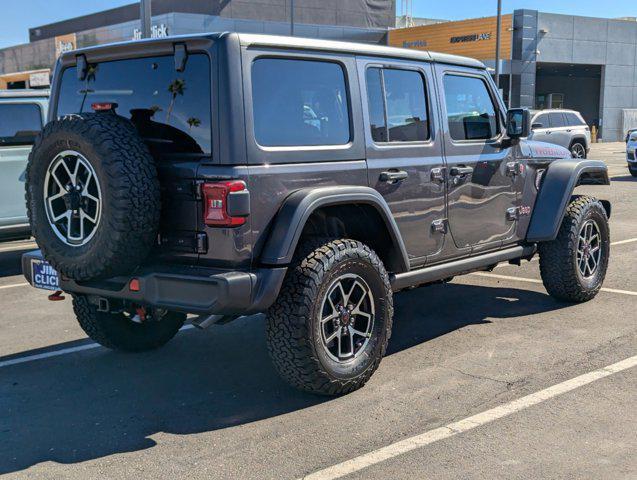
[526,159,610,242]
[259,186,410,272]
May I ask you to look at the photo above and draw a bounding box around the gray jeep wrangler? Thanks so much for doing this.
[23,33,611,395]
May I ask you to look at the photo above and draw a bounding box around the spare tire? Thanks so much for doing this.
[26,113,160,281]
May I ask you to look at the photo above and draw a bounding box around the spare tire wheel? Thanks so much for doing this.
[26,113,160,281]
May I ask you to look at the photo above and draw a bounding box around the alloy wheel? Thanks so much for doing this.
[576,219,602,278]
[43,150,102,246]
[319,273,375,362]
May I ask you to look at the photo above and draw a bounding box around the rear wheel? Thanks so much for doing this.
[570,141,587,159]
[629,166,637,177]
[266,239,393,395]
[72,295,185,352]
[539,196,610,302]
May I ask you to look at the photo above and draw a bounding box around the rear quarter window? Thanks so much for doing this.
[251,58,351,147]
[56,54,211,156]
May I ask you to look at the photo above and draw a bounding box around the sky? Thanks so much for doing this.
[0,0,635,49]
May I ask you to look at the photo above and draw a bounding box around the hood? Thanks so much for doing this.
[517,140,571,161]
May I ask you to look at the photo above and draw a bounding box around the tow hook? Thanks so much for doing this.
[132,306,147,323]
[47,290,66,302]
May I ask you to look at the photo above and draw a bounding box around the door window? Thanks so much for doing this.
[365,67,429,143]
[548,112,566,128]
[0,103,42,146]
[443,75,498,141]
[252,58,351,147]
[533,113,549,129]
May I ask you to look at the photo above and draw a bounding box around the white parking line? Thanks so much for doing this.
[0,324,195,368]
[471,272,637,297]
[0,282,29,290]
[300,355,637,480]
[612,237,637,246]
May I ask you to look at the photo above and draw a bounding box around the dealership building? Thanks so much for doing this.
[390,9,637,141]
[2,4,637,140]
[0,0,394,89]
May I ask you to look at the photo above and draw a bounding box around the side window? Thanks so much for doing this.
[549,112,566,128]
[534,114,549,128]
[0,103,42,146]
[443,74,498,141]
[365,68,388,142]
[252,58,351,147]
[365,67,429,143]
[565,112,586,127]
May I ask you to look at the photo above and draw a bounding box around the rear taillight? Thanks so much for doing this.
[202,181,248,227]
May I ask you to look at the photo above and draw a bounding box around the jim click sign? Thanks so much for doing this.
[450,32,492,44]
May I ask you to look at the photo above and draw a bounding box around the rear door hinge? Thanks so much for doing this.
[193,179,205,200]
[431,218,448,233]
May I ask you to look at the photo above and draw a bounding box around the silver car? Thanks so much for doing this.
[529,109,591,159]
[627,130,637,177]
[0,90,49,241]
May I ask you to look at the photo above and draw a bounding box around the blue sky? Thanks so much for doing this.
[0,0,635,49]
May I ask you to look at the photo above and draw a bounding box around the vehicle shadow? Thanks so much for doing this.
[610,174,636,182]
[0,282,567,474]
[0,245,35,278]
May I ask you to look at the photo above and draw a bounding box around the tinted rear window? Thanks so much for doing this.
[0,103,42,145]
[56,54,211,155]
[252,58,351,147]
[565,112,586,126]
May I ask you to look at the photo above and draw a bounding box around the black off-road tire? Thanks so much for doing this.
[629,167,637,177]
[539,195,610,302]
[266,238,393,396]
[72,295,185,352]
[26,113,160,281]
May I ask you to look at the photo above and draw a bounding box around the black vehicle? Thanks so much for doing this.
[23,33,612,395]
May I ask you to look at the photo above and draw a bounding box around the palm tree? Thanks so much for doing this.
[166,78,186,123]
[187,117,201,130]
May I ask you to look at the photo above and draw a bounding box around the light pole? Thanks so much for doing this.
[140,0,152,39]
[495,0,502,89]
[290,0,295,36]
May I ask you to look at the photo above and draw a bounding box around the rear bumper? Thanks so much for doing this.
[22,250,286,315]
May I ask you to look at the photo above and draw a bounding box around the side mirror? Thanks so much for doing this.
[506,108,531,138]
[531,122,543,130]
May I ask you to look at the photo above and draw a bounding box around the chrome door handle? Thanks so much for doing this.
[449,166,474,177]
[379,170,408,183]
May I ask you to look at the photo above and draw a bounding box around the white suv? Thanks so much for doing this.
[529,109,591,159]
[0,90,49,241]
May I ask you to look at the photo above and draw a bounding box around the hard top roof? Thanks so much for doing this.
[0,89,50,98]
[66,32,486,70]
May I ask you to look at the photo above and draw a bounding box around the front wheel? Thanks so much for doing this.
[266,239,393,395]
[539,196,610,302]
[73,295,185,352]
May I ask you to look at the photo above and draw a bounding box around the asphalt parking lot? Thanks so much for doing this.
[0,143,635,479]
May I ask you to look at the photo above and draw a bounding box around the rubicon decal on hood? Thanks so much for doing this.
[519,140,571,160]
[530,145,566,157]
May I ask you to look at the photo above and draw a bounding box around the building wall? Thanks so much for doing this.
[536,12,637,141]
[1,11,388,79]
[388,15,513,60]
